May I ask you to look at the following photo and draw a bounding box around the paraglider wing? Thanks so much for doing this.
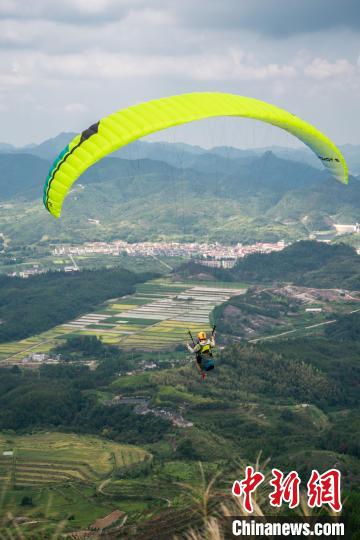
[43,92,348,218]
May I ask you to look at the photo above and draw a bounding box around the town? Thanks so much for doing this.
[52,239,287,269]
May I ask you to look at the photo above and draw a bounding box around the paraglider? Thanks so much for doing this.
[43,92,348,218]
[187,327,216,380]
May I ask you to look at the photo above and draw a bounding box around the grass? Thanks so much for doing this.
[0,482,148,535]
[0,449,346,538]
[116,317,163,325]
[111,372,154,392]
[108,303,140,310]
[173,457,345,540]
[153,386,211,406]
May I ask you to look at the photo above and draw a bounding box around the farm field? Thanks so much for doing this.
[0,432,153,533]
[0,278,246,362]
[0,326,73,362]
[61,279,246,350]
[0,432,148,487]
[0,432,212,536]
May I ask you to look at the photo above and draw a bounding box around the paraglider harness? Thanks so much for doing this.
[188,326,216,372]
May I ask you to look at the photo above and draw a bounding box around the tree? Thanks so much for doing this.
[176,439,199,460]
[20,496,33,507]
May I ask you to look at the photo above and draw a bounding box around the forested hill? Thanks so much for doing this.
[0,268,156,343]
[0,134,360,246]
[0,149,326,201]
[0,139,359,246]
[325,311,360,341]
[178,241,360,289]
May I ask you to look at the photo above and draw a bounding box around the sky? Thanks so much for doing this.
[0,0,359,148]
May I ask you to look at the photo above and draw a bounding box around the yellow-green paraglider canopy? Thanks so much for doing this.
[43,92,348,218]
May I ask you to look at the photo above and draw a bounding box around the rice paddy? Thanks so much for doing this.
[0,279,246,361]
[0,432,148,487]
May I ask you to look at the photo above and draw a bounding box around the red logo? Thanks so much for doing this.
[232,466,265,513]
[232,468,342,513]
[269,469,301,509]
[307,469,342,512]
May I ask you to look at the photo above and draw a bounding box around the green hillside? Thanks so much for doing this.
[0,248,359,536]
[0,145,359,536]
[325,311,360,341]
[180,241,360,289]
[0,149,359,248]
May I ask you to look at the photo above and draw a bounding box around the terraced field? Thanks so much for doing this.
[0,279,246,361]
[0,433,148,488]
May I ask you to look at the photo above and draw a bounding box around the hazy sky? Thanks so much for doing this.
[0,0,359,147]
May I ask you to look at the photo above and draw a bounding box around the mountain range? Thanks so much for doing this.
[1,132,360,174]
[0,134,359,247]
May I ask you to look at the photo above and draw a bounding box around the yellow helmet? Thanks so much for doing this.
[198,331,207,340]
